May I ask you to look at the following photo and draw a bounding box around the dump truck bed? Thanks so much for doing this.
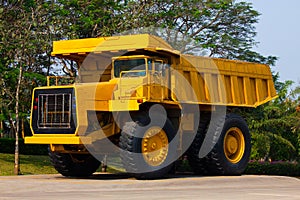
[176,55,277,107]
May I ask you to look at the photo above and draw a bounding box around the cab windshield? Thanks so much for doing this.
[114,59,146,77]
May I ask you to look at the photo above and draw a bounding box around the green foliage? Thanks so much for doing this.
[245,161,300,176]
[177,158,300,177]
[47,0,275,64]
[53,0,123,38]
[239,78,300,161]
[0,0,50,136]
[111,0,275,64]
[0,138,48,155]
[250,131,297,161]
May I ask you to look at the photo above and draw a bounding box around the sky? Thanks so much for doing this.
[244,0,300,86]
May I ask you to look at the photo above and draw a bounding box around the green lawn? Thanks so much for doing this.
[0,153,57,176]
[2,153,298,177]
[0,153,123,176]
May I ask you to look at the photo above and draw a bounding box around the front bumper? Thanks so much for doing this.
[24,136,92,144]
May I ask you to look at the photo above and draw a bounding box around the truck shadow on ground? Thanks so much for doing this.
[57,172,201,181]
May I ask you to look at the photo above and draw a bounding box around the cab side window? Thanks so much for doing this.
[154,60,167,76]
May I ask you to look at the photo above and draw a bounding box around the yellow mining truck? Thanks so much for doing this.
[25,34,277,179]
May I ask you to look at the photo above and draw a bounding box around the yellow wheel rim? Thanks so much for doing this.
[223,127,245,164]
[142,127,169,167]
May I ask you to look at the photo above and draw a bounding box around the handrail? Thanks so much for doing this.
[47,76,75,86]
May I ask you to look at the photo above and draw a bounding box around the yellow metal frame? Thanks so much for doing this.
[29,85,79,134]
[51,34,179,57]
[112,55,148,78]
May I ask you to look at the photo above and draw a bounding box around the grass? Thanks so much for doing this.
[2,153,298,177]
[0,153,57,176]
[0,153,123,176]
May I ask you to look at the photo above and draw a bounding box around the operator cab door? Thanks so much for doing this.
[148,59,170,101]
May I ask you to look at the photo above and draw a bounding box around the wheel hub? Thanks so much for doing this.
[142,127,169,167]
[226,135,238,154]
[223,127,245,164]
[151,143,157,149]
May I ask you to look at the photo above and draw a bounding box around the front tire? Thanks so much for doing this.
[49,149,101,177]
[119,114,177,179]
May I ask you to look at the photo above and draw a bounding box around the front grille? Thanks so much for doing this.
[38,93,72,129]
[32,88,76,134]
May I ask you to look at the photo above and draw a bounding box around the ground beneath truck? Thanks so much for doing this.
[0,174,299,200]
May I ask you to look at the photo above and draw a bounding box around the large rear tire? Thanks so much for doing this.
[119,113,177,179]
[187,114,211,175]
[49,149,101,177]
[188,113,251,175]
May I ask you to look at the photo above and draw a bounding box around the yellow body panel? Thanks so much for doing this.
[109,99,140,111]
[51,34,179,59]
[24,136,88,144]
[174,55,277,107]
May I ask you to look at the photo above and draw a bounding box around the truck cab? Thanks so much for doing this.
[111,55,170,101]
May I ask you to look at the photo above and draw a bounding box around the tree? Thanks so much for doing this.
[0,0,52,174]
[122,0,277,65]
[50,0,123,38]
[52,0,275,64]
[239,75,300,161]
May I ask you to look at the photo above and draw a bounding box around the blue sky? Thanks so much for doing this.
[244,0,300,86]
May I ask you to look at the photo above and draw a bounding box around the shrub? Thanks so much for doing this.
[245,161,300,176]
[0,138,48,155]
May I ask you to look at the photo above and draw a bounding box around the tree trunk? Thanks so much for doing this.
[0,110,3,138]
[21,118,25,139]
[14,135,19,175]
[14,65,23,175]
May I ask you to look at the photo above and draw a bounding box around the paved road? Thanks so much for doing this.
[0,174,299,200]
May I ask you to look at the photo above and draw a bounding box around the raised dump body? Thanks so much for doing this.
[178,55,276,107]
[26,34,277,179]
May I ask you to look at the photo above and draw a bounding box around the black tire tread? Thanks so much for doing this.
[119,118,176,179]
[188,113,251,176]
[187,113,211,175]
[48,148,101,177]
